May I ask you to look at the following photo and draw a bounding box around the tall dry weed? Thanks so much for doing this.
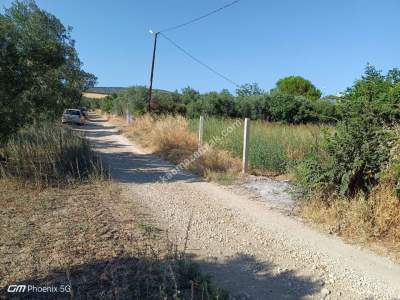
[301,182,400,245]
[0,123,105,187]
[120,115,241,179]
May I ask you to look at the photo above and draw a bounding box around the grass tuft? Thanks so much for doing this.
[0,122,105,188]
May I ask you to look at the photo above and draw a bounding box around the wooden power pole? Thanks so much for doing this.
[147,31,159,112]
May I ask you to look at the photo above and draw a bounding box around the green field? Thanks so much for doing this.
[189,117,327,174]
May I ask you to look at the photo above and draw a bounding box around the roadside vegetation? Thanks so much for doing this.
[0,124,105,188]
[0,0,96,143]
[0,1,227,298]
[97,65,400,256]
[111,114,241,182]
[189,118,326,175]
[91,77,338,124]
[0,0,101,186]
[296,66,400,250]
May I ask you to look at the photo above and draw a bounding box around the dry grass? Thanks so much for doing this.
[300,181,400,261]
[0,179,227,299]
[116,114,241,181]
[125,115,197,153]
[189,117,326,174]
[82,92,108,99]
[190,147,241,178]
[0,123,105,188]
[109,114,323,180]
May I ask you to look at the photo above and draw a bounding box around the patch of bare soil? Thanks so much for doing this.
[0,180,225,299]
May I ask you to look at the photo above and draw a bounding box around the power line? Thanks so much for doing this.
[159,0,241,33]
[160,32,240,87]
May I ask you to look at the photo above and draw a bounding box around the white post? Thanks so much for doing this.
[126,102,130,124]
[242,118,250,174]
[198,115,204,147]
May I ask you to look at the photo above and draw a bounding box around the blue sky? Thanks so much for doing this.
[1,0,399,95]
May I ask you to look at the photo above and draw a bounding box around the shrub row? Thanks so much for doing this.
[88,86,338,125]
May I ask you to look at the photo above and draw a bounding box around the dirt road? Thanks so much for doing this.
[83,115,400,300]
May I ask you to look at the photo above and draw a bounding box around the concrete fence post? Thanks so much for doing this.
[126,102,131,124]
[198,115,204,147]
[242,118,250,174]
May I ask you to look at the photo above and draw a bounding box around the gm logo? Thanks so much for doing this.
[7,285,26,293]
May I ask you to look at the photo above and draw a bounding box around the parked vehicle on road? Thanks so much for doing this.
[61,109,85,125]
[79,107,88,118]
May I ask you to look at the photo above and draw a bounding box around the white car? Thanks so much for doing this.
[61,109,85,125]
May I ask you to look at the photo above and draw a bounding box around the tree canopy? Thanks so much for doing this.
[273,76,322,100]
[0,0,96,141]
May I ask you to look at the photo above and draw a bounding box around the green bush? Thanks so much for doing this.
[297,65,400,198]
[269,94,318,124]
[104,81,338,125]
[235,95,270,120]
[82,97,102,110]
[297,108,396,197]
[186,90,236,118]
[101,95,115,113]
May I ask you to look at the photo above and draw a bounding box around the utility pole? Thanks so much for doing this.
[147,30,159,113]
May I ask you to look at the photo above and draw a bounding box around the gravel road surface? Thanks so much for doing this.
[82,115,400,300]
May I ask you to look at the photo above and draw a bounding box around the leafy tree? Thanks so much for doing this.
[101,95,116,113]
[273,76,322,100]
[181,87,200,105]
[345,64,390,102]
[200,90,235,117]
[113,86,147,115]
[386,68,400,85]
[298,64,399,198]
[152,90,185,114]
[186,100,203,118]
[389,82,400,102]
[342,65,400,123]
[185,89,236,118]
[0,13,28,142]
[269,94,317,124]
[236,83,264,97]
[311,98,339,123]
[0,0,96,141]
[235,95,270,120]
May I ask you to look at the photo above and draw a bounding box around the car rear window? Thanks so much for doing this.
[65,110,80,115]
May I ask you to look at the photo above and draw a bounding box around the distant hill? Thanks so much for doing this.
[86,86,174,95]
[87,87,128,94]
